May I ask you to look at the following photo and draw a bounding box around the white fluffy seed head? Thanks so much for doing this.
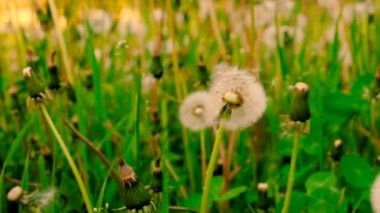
[7,186,23,201]
[87,9,113,35]
[209,64,267,131]
[371,174,380,213]
[179,91,215,131]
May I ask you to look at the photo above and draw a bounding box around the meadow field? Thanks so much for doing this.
[0,0,380,212]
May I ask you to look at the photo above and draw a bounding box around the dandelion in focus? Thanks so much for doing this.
[209,64,267,131]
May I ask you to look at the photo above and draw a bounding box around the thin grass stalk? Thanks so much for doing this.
[208,0,227,60]
[47,0,74,84]
[40,106,93,213]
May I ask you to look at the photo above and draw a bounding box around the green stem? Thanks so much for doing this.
[281,123,301,213]
[40,105,93,213]
[200,125,224,213]
[200,130,207,183]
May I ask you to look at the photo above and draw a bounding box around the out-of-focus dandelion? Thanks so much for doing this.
[262,24,305,52]
[179,91,214,131]
[141,74,156,94]
[7,186,57,212]
[87,9,112,35]
[118,7,146,37]
[343,1,375,23]
[209,64,267,131]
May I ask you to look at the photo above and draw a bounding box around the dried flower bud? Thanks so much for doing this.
[289,82,310,122]
[22,66,46,100]
[118,159,155,212]
[334,139,342,148]
[7,186,23,201]
[257,183,268,192]
[23,67,32,78]
[48,53,61,90]
[150,55,163,79]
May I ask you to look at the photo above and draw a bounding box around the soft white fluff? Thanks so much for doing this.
[179,91,214,131]
[209,64,267,131]
[87,9,113,35]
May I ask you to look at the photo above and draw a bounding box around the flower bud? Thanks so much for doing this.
[118,159,155,212]
[22,67,46,99]
[150,55,163,79]
[7,186,23,201]
[289,82,310,122]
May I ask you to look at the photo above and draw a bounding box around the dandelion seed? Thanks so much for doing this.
[17,187,57,211]
[209,64,267,131]
[180,91,214,131]
[371,174,380,213]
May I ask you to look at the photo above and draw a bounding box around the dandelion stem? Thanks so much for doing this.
[371,100,379,150]
[61,116,119,184]
[40,106,93,213]
[282,123,302,213]
[200,125,224,213]
[200,130,207,183]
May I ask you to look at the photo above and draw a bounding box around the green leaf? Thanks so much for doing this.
[323,93,366,117]
[215,186,247,202]
[305,172,337,194]
[209,176,224,202]
[276,191,306,213]
[340,154,374,189]
[307,188,340,213]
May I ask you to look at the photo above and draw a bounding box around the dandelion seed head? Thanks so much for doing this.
[179,91,214,131]
[21,187,57,208]
[209,65,267,131]
[87,9,113,35]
